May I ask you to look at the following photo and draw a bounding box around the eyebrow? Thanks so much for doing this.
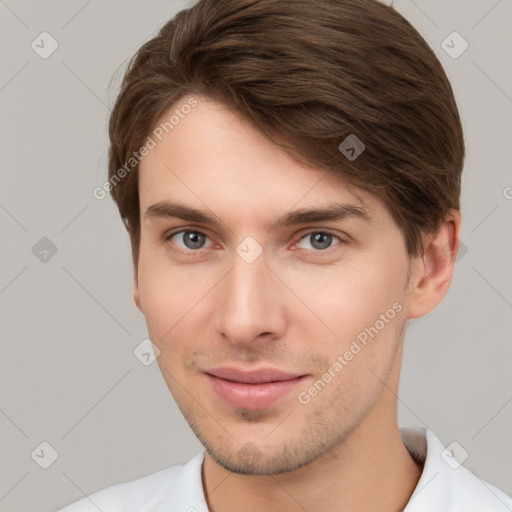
[144,200,371,229]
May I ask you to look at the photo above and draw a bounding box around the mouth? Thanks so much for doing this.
[204,367,308,410]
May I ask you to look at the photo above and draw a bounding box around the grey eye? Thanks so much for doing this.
[310,233,333,250]
[172,230,209,250]
[298,232,340,251]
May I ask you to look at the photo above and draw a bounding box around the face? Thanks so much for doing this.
[135,96,413,475]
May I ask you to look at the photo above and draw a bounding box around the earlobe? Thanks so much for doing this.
[133,270,143,313]
[405,210,461,319]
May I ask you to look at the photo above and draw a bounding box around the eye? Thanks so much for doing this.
[168,230,214,250]
[296,232,342,251]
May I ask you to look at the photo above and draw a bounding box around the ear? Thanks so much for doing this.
[405,210,462,319]
[133,267,143,313]
[126,221,143,313]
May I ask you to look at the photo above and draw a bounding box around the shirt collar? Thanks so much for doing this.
[401,427,512,511]
[173,427,511,512]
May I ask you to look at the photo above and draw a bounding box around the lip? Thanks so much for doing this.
[205,367,307,410]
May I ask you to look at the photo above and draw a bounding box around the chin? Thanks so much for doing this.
[208,446,311,476]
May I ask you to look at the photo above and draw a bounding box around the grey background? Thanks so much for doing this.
[0,0,511,510]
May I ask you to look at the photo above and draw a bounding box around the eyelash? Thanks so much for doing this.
[164,228,344,254]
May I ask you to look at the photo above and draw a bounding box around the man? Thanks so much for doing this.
[59,0,512,510]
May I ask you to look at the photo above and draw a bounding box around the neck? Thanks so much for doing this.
[202,406,422,512]
[202,343,423,512]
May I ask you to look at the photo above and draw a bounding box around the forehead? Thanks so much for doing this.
[138,96,383,221]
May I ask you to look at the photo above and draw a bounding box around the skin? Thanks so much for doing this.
[134,95,461,512]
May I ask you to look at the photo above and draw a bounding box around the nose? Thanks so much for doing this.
[212,251,287,348]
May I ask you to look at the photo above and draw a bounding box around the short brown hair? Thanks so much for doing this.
[107,0,464,268]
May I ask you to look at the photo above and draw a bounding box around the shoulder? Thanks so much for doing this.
[403,427,512,511]
[56,452,207,512]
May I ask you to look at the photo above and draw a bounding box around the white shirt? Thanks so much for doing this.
[57,428,512,512]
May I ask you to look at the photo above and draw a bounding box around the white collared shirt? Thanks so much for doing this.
[56,428,512,511]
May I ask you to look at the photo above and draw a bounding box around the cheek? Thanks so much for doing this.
[138,271,180,339]
[138,241,208,325]
[136,247,224,371]
[285,258,406,344]
[138,269,199,391]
